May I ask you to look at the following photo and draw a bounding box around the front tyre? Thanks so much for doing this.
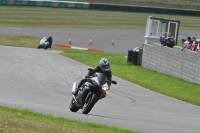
[44,45,49,50]
[82,94,98,114]
[69,97,80,112]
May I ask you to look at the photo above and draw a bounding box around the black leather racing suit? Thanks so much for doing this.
[77,66,112,88]
[46,36,53,49]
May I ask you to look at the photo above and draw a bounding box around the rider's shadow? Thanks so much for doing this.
[77,112,132,121]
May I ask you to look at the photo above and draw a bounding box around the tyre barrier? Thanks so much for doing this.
[127,48,143,65]
[127,50,133,63]
[137,49,143,65]
[132,51,138,65]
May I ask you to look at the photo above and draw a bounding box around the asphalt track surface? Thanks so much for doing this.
[0,27,200,133]
[0,27,199,54]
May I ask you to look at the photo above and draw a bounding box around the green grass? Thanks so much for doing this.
[61,48,200,106]
[0,5,200,30]
[0,106,139,133]
[67,0,200,10]
[0,35,41,48]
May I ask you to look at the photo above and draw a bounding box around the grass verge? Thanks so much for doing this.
[0,106,139,133]
[1,36,200,106]
[0,35,41,48]
[0,5,200,30]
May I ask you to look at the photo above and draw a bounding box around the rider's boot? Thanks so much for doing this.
[100,92,106,99]
[102,92,106,98]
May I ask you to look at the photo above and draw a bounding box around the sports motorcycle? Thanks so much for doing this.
[38,37,52,49]
[69,68,117,114]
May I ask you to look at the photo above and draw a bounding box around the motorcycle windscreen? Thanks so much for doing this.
[96,73,107,86]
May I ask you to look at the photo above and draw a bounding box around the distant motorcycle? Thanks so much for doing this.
[38,36,53,49]
[69,68,117,114]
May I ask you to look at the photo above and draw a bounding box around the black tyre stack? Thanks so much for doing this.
[137,49,143,65]
[132,51,138,65]
[127,48,143,65]
[127,50,133,63]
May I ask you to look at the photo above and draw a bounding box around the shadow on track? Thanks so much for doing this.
[74,112,133,121]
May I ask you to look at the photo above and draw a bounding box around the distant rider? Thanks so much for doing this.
[46,36,53,48]
[38,36,53,49]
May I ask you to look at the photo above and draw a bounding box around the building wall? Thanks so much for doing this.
[142,43,200,84]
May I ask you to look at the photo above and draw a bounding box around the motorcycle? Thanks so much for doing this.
[69,68,117,114]
[38,36,53,49]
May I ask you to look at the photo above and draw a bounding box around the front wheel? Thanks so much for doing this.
[82,94,98,114]
[44,45,49,50]
[69,97,80,112]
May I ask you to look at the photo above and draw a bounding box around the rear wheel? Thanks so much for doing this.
[38,45,43,49]
[69,97,80,112]
[82,94,98,114]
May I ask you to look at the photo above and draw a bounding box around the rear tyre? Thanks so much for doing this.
[69,97,80,112]
[38,45,43,49]
[82,94,98,114]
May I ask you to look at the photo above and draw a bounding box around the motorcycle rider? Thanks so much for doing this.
[38,36,53,49]
[46,36,53,48]
[72,58,112,99]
